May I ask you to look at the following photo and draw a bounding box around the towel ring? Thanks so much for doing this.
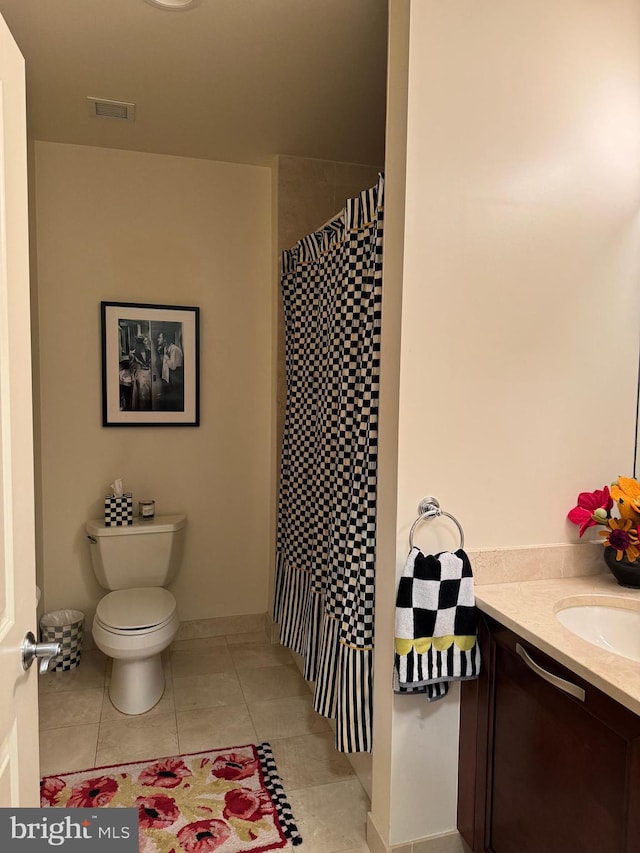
[408,497,465,550]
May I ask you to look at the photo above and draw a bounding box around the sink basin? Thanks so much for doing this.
[556,599,640,662]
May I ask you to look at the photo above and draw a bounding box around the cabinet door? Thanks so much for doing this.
[459,617,640,853]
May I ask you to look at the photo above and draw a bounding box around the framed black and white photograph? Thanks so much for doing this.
[101,301,200,427]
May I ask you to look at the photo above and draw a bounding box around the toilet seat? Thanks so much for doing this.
[96,588,176,633]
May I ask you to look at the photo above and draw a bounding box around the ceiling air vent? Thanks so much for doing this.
[87,97,136,122]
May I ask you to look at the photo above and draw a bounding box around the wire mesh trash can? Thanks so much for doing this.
[39,609,84,672]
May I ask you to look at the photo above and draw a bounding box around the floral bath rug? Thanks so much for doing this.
[40,742,302,852]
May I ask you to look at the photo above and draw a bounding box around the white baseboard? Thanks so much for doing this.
[366,813,470,853]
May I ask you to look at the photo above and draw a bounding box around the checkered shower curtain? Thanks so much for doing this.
[274,174,383,753]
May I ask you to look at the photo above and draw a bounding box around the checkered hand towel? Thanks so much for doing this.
[393,547,481,701]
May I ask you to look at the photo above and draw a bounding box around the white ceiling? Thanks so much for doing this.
[0,0,388,167]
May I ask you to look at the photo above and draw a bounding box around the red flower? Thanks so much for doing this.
[136,793,180,829]
[40,777,65,806]
[176,819,231,852]
[223,787,275,822]
[567,487,613,536]
[210,753,258,782]
[137,757,192,789]
[66,775,118,808]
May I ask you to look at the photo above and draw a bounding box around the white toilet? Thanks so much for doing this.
[85,514,186,715]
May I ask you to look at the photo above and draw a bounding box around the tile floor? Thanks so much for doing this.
[38,629,371,852]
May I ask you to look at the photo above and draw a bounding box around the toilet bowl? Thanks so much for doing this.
[92,587,179,714]
[86,514,186,715]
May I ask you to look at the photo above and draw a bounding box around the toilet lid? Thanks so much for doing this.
[96,588,176,630]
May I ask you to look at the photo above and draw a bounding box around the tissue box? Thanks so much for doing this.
[104,493,133,527]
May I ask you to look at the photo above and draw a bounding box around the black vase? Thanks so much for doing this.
[603,546,640,588]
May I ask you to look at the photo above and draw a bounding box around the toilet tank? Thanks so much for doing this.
[85,514,186,590]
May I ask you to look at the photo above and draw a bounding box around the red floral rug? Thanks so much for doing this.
[40,742,302,852]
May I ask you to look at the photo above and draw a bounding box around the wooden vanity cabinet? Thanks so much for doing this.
[458,615,640,853]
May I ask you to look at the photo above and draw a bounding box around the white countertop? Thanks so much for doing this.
[475,572,640,716]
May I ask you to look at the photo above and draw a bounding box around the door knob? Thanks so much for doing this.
[21,631,61,674]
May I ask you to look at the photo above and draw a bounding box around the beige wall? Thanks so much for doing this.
[33,142,272,628]
[372,0,640,847]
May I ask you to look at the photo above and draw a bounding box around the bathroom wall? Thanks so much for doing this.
[32,142,272,630]
[372,0,640,848]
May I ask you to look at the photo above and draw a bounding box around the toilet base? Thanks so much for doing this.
[108,654,165,715]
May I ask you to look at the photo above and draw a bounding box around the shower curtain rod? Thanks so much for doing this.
[318,207,344,230]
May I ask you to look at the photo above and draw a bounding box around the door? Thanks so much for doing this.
[0,13,40,806]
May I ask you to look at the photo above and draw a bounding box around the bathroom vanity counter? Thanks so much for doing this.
[474,572,640,716]
[459,572,640,852]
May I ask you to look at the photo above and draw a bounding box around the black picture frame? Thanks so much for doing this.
[101,301,200,427]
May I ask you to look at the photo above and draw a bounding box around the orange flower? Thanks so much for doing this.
[598,517,640,562]
[610,477,640,523]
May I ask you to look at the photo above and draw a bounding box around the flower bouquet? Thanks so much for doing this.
[567,476,640,587]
